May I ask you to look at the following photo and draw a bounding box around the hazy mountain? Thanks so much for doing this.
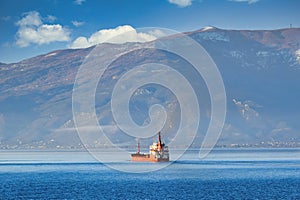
[0,27,299,149]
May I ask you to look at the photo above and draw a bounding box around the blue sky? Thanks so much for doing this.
[0,0,299,63]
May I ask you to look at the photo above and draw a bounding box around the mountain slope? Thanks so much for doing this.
[0,27,299,149]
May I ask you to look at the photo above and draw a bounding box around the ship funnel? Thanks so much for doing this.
[158,132,162,148]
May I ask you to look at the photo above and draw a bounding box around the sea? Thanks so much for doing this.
[0,148,299,199]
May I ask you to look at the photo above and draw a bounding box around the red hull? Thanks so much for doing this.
[131,153,169,162]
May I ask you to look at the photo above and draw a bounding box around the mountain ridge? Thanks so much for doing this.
[0,27,300,149]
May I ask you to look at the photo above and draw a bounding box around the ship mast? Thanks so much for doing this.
[137,138,140,154]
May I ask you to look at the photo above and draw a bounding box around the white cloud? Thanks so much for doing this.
[69,25,157,49]
[16,11,42,27]
[229,0,259,4]
[72,20,85,27]
[147,29,167,38]
[46,15,57,23]
[16,11,70,47]
[168,0,193,7]
[74,0,85,5]
[70,37,90,49]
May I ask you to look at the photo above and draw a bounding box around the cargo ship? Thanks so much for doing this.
[131,132,169,162]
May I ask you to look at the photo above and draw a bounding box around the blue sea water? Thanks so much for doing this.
[0,149,300,199]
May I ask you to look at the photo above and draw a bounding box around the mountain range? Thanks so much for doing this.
[0,27,300,149]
